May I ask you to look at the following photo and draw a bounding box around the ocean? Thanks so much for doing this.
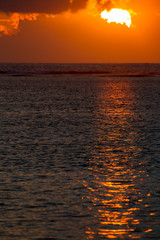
[0,63,160,239]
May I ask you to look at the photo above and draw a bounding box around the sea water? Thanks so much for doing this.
[0,63,160,239]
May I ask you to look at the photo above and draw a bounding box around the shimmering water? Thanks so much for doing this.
[0,64,160,239]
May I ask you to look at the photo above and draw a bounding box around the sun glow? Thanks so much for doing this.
[101,9,131,27]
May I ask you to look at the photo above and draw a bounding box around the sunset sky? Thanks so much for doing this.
[0,0,160,63]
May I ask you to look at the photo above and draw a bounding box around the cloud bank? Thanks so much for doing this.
[1,0,159,36]
[0,0,89,14]
[0,0,159,15]
[0,0,92,35]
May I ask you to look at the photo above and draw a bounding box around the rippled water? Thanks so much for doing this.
[0,64,160,239]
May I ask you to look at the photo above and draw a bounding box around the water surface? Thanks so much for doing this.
[0,64,160,239]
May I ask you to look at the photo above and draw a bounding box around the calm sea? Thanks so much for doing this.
[0,63,160,240]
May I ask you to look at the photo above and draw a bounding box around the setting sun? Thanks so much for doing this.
[0,0,160,63]
[101,9,132,27]
[0,1,160,240]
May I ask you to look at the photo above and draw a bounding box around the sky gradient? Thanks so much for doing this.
[0,0,160,63]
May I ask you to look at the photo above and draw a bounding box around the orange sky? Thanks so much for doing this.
[0,0,160,63]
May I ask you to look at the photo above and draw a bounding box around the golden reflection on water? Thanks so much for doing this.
[85,80,142,239]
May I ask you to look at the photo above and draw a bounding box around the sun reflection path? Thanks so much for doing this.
[84,80,143,239]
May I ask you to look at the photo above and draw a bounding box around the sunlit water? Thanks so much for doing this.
[0,64,160,239]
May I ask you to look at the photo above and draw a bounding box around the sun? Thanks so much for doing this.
[101,9,132,27]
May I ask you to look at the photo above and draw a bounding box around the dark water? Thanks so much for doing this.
[0,64,160,239]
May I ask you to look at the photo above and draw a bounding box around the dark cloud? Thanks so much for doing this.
[97,0,113,10]
[0,0,89,14]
